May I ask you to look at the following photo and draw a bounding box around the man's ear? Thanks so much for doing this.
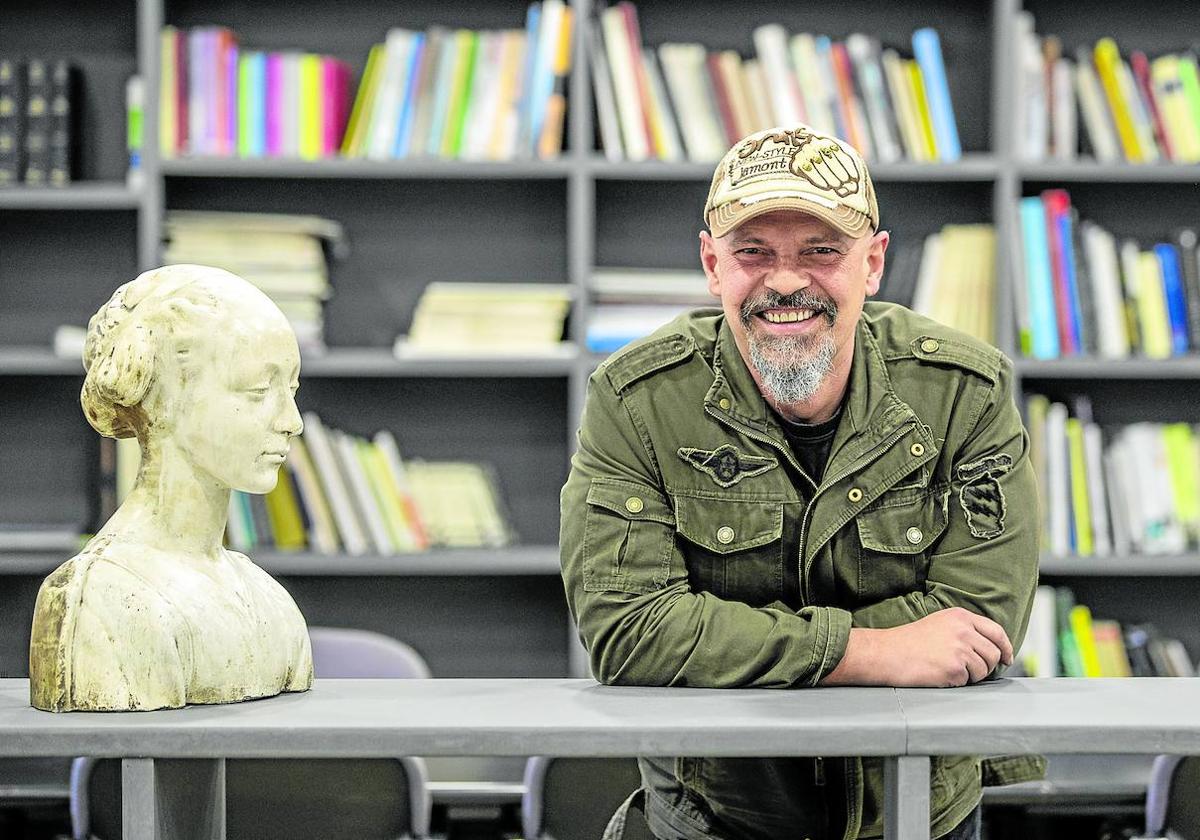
[700,230,721,297]
[864,230,890,297]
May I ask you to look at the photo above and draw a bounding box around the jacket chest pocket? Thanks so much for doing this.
[854,487,949,605]
[673,494,784,607]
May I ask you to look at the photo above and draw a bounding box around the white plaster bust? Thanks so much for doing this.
[30,264,314,712]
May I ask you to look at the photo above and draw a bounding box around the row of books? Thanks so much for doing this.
[0,57,75,186]
[344,1,574,161]
[395,282,572,357]
[161,210,347,353]
[585,267,709,352]
[160,27,352,159]
[1017,189,1200,359]
[1017,14,1200,164]
[1028,397,1200,557]
[593,4,961,163]
[1015,585,1195,678]
[875,224,997,347]
[225,413,512,554]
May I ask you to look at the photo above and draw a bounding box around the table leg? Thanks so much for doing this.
[122,758,226,840]
[883,755,930,840]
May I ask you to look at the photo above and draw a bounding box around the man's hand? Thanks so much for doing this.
[821,607,1014,687]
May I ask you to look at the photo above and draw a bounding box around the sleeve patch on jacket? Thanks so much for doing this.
[956,453,1013,539]
[678,444,777,488]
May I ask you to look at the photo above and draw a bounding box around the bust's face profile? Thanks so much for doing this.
[165,291,303,495]
[81,264,304,496]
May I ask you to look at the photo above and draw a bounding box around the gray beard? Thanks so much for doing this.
[748,329,836,405]
[740,289,838,406]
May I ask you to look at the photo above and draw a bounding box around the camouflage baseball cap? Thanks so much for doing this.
[704,124,879,239]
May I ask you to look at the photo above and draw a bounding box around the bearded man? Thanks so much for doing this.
[558,124,1042,840]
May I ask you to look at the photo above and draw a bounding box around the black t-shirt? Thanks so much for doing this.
[777,406,843,488]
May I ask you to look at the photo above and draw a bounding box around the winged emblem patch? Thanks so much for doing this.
[677,444,777,488]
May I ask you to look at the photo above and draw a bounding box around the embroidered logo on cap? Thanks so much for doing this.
[678,444,778,488]
[727,127,863,201]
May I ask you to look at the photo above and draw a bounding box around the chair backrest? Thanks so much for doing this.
[522,756,642,840]
[1146,755,1200,840]
[72,627,433,840]
[309,626,432,680]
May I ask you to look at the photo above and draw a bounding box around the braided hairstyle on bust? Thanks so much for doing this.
[81,265,237,439]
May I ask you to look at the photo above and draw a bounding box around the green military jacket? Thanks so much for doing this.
[560,303,1043,840]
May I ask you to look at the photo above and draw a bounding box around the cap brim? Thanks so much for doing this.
[708,196,874,240]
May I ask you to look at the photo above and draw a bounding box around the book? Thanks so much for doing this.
[537,7,574,159]
[601,4,648,160]
[591,25,623,160]
[0,57,24,186]
[1094,38,1144,162]
[286,435,340,555]
[374,430,430,550]
[1075,48,1119,162]
[911,28,960,161]
[301,412,369,555]
[1018,196,1060,359]
[1131,50,1172,161]
[846,34,902,164]
[1065,418,1093,556]
[1155,243,1190,355]
[752,24,804,126]
[23,59,50,184]
[263,465,307,550]
[1080,222,1130,358]
[792,34,837,138]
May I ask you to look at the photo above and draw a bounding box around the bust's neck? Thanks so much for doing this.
[102,443,230,559]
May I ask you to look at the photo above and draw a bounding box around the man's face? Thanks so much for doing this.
[699,209,888,408]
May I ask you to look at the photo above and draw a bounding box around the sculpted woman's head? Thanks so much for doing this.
[82,264,303,494]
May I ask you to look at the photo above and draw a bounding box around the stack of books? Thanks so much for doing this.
[888,224,996,346]
[0,57,76,186]
[1017,13,1200,163]
[586,267,710,353]
[1027,395,1200,558]
[343,0,574,161]
[1015,585,1196,678]
[591,3,961,163]
[160,27,353,159]
[220,412,513,555]
[1017,189,1200,359]
[162,210,346,353]
[396,282,573,356]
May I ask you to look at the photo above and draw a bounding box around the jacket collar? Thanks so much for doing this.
[704,315,928,472]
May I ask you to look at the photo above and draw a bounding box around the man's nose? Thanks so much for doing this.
[764,262,812,296]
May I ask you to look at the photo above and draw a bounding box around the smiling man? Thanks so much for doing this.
[560,125,1041,840]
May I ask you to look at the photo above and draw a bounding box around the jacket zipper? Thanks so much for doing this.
[797,422,916,604]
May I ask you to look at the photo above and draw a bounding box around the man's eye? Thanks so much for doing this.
[737,248,765,255]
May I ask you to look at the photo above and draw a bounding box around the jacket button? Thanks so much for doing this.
[847,488,863,503]
[625,497,644,513]
[719,398,731,410]
[716,526,735,544]
[910,442,925,457]
[906,527,923,544]
[920,338,940,353]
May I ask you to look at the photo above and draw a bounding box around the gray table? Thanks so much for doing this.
[3,677,1197,840]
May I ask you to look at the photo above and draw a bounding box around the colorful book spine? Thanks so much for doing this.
[265,52,284,156]
[298,53,321,160]
[342,43,383,157]
[1019,196,1060,359]
[393,34,426,158]
[159,30,178,158]
[1154,243,1190,355]
[912,27,960,161]
[1094,38,1143,162]
[1042,190,1081,355]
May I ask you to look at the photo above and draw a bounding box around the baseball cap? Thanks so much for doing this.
[704,124,879,239]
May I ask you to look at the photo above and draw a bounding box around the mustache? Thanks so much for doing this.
[739,290,838,325]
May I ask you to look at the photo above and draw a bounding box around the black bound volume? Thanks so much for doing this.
[0,57,24,186]
[49,59,75,186]
[23,58,50,185]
